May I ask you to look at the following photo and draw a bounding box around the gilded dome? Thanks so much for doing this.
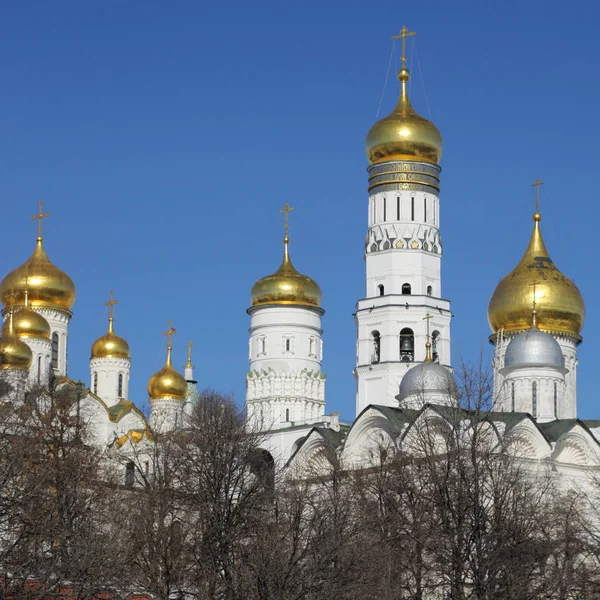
[365,67,443,165]
[91,317,130,359]
[0,237,76,310]
[488,214,585,337]
[0,312,33,370]
[3,306,50,340]
[251,236,321,308]
[148,345,187,400]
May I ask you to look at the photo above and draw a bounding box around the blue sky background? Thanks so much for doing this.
[0,0,598,420]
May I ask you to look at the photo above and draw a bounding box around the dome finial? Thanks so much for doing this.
[392,26,416,99]
[423,312,433,362]
[531,179,543,222]
[186,340,193,368]
[31,200,50,243]
[105,290,118,334]
[163,320,177,365]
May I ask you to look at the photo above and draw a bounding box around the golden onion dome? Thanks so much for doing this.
[365,67,443,165]
[148,344,187,400]
[0,237,76,310]
[488,213,585,338]
[2,291,51,340]
[251,235,322,308]
[0,311,33,370]
[91,317,130,359]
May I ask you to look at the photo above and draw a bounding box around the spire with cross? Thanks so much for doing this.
[531,179,543,219]
[280,203,294,241]
[423,312,433,362]
[32,201,50,241]
[105,290,118,320]
[186,340,193,368]
[163,320,176,350]
[392,26,416,69]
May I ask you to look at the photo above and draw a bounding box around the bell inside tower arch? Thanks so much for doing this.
[400,328,414,362]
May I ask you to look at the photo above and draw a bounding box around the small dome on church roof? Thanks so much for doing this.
[148,343,187,401]
[91,317,130,359]
[398,361,458,402]
[0,311,33,370]
[504,325,564,370]
[3,302,51,340]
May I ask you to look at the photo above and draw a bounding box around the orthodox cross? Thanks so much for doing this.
[187,340,193,367]
[280,203,294,237]
[164,320,177,348]
[105,290,118,319]
[392,26,416,67]
[32,201,50,239]
[531,179,544,214]
[423,312,433,342]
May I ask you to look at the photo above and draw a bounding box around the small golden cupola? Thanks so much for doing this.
[3,289,51,340]
[0,308,33,370]
[148,322,187,400]
[0,203,76,311]
[91,291,130,359]
[488,183,585,338]
[365,27,443,165]
[251,204,322,308]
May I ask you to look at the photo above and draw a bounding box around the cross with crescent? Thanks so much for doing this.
[32,201,50,239]
[531,179,544,214]
[392,26,416,68]
[280,203,294,238]
[164,320,177,348]
[105,290,118,320]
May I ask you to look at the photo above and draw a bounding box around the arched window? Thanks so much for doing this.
[396,196,400,220]
[427,285,433,296]
[125,461,135,487]
[532,381,537,419]
[377,284,384,296]
[424,197,427,222]
[249,449,275,499]
[402,283,411,295]
[511,383,515,412]
[400,328,414,362]
[431,330,440,363]
[51,333,59,370]
[285,339,291,352]
[285,408,290,422]
[93,372,98,395]
[383,197,387,221]
[411,197,415,221]
[554,382,558,418]
[118,373,123,397]
[371,331,381,364]
[37,355,42,384]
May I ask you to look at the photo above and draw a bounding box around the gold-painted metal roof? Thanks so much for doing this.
[365,66,443,165]
[488,213,585,337]
[4,301,51,340]
[251,236,321,308]
[0,238,76,310]
[91,317,131,359]
[0,310,33,370]
[148,345,187,400]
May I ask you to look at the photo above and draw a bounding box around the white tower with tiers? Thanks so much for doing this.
[355,28,452,416]
[246,205,325,432]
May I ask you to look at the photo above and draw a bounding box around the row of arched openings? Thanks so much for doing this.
[371,329,439,364]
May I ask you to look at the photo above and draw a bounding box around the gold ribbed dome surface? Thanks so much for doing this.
[488,214,585,337]
[148,345,187,400]
[0,312,33,370]
[3,305,50,340]
[251,236,321,308]
[91,317,130,359]
[0,238,76,310]
[365,67,443,165]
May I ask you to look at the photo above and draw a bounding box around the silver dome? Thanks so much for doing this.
[398,362,458,402]
[504,328,564,369]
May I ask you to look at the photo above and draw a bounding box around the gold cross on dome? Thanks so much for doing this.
[105,290,118,319]
[423,312,433,341]
[392,26,416,67]
[280,203,294,237]
[163,320,177,348]
[531,179,544,214]
[186,340,193,367]
[32,200,50,239]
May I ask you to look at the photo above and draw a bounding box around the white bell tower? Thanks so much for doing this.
[355,28,452,416]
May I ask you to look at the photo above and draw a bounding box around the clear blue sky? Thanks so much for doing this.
[1,0,598,420]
